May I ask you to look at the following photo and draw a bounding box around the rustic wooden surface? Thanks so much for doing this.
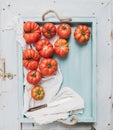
[0,0,113,130]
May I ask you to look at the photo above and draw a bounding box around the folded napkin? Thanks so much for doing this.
[24,87,84,124]
[24,68,84,125]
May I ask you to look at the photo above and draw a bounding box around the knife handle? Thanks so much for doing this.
[27,104,47,112]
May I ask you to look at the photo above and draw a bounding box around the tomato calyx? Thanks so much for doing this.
[25,30,34,33]
[47,30,51,34]
[28,58,34,61]
[31,72,36,77]
[62,26,67,30]
[48,64,52,68]
[81,31,86,35]
[60,44,65,49]
[36,89,41,95]
[43,45,48,50]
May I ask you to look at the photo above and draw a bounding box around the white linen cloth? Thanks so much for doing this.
[23,68,84,125]
[6,16,84,125]
[23,67,63,111]
[25,86,84,125]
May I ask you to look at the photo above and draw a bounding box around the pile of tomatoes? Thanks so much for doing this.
[23,21,91,101]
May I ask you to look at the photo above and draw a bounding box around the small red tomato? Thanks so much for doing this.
[35,39,54,58]
[54,39,69,57]
[74,25,91,44]
[39,58,58,76]
[27,70,42,85]
[23,48,40,70]
[42,23,56,39]
[57,23,71,39]
[31,86,45,100]
[23,21,41,44]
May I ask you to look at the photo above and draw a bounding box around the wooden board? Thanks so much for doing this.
[18,17,96,123]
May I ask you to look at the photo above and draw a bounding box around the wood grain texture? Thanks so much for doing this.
[0,0,112,130]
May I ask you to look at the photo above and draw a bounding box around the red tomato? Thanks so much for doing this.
[31,86,45,100]
[54,39,69,57]
[23,48,40,70]
[39,58,58,76]
[57,23,71,39]
[23,21,41,44]
[42,23,56,39]
[74,25,91,44]
[27,70,42,85]
[35,39,54,58]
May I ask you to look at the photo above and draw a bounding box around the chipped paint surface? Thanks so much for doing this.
[0,0,113,130]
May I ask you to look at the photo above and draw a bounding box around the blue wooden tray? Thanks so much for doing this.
[18,17,96,123]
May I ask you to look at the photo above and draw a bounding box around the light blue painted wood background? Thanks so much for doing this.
[0,0,113,130]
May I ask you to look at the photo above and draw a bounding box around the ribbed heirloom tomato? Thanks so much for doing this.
[23,48,40,70]
[35,39,54,58]
[57,23,71,39]
[74,25,91,44]
[31,86,45,100]
[54,39,69,57]
[42,23,56,39]
[23,21,41,44]
[27,70,42,85]
[39,58,58,76]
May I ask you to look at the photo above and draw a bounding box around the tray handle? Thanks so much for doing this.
[57,115,78,125]
[42,10,72,21]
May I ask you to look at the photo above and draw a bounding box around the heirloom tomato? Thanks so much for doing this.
[74,25,91,44]
[31,86,45,100]
[54,39,69,57]
[57,23,71,39]
[23,21,41,44]
[27,70,42,85]
[23,48,40,70]
[42,23,56,39]
[39,58,58,76]
[35,39,54,58]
